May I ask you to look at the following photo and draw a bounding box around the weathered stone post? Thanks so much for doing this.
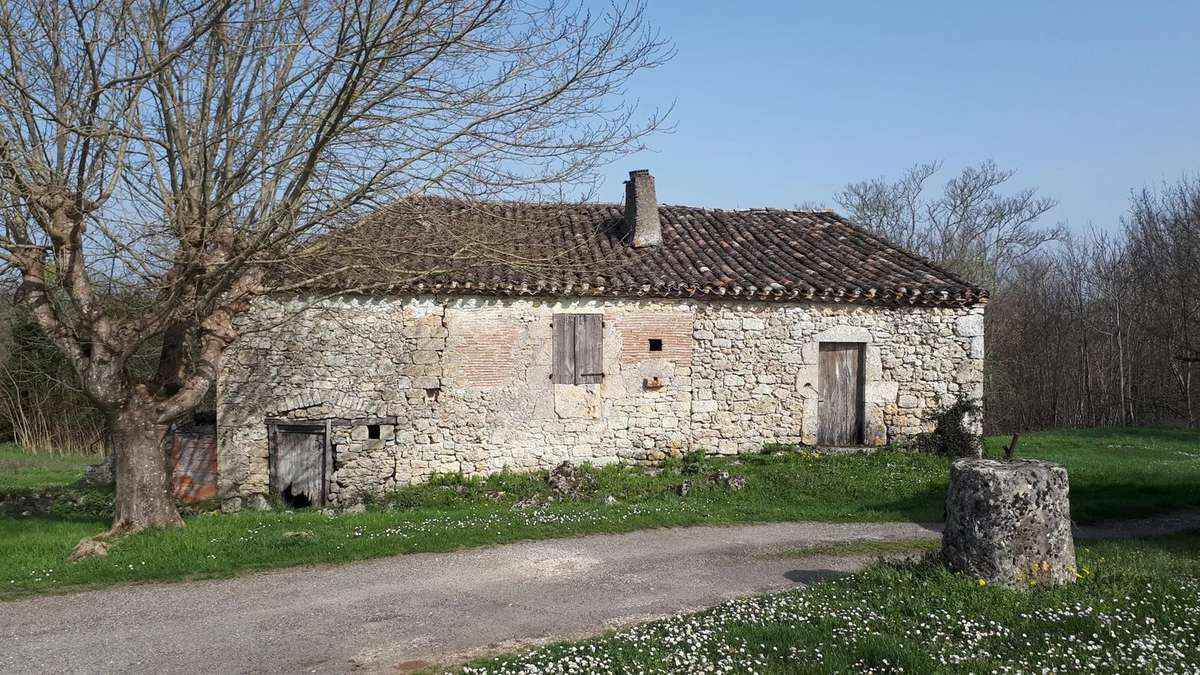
[942,458,1077,588]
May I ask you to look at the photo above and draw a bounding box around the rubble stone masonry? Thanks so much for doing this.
[217,294,984,507]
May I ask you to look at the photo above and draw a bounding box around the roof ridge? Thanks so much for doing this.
[405,194,842,217]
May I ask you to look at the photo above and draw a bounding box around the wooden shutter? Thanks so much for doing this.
[552,313,604,384]
[552,314,576,384]
[573,314,604,384]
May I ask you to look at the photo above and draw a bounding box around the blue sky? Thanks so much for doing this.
[596,1,1200,231]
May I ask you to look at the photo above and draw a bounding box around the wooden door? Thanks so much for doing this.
[818,343,865,446]
[169,431,218,503]
[270,424,328,506]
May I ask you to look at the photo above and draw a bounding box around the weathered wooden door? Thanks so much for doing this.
[270,424,328,507]
[169,431,218,503]
[818,343,865,446]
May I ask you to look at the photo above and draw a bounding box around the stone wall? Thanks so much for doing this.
[217,294,984,507]
[691,301,985,454]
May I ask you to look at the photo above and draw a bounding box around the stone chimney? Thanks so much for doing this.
[624,169,661,247]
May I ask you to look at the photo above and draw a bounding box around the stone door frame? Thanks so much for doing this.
[266,419,333,506]
[797,326,891,446]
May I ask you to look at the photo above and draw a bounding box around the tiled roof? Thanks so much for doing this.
[299,199,987,306]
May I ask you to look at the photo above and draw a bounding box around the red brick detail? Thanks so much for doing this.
[615,313,694,365]
[444,315,521,387]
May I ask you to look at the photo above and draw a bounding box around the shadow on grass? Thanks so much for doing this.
[868,475,1200,527]
[783,569,848,584]
[866,484,946,523]
[1068,482,1200,524]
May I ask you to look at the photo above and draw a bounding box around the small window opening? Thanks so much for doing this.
[367,424,380,439]
[648,338,663,352]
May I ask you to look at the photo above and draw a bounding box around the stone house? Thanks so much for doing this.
[216,170,986,510]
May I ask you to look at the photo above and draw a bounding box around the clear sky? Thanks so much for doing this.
[597,1,1200,232]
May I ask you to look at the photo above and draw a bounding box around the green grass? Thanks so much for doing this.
[456,534,1200,674]
[983,427,1200,523]
[0,450,950,599]
[1,427,1198,599]
[0,444,100,493]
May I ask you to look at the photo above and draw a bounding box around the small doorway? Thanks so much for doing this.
[269,422,330,507]
[817,342,865,446]
[169,430,218,503]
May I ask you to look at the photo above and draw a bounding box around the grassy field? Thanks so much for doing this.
[982,428,1200,523]
[455,534,1200,674]
[0,444,101,493]
[0,427,1198,599]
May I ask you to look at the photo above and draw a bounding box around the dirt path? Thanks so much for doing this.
[1,521,938,674]
[1,513,1196,674]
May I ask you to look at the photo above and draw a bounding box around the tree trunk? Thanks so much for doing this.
[109,403,184,534]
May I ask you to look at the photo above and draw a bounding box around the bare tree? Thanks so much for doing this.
[969,178,1200,434]
[1124,179,1200,425]
[835,161,1063,287]
[834,162,1200,434]
[0,0,670,540]
[0,301,106,454]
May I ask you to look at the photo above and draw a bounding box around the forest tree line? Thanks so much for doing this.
[838,163,1200,432]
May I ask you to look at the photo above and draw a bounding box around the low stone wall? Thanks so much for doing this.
[217,294,985,506]
[0,492,56,517]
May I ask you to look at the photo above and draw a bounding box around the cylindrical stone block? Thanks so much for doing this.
[942,458,1076,588]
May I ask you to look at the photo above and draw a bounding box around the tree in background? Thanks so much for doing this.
[835,161,1063,288]
[1123,179,1200,425]
[0,0,670,539]
[836,163,1200,433]
[0,302,106,454]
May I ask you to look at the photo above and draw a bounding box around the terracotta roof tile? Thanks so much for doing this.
[300,199,986,307]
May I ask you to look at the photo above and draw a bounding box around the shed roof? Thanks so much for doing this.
[297,199,986,307]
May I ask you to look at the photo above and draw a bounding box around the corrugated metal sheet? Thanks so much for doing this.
[170,431,218,503]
